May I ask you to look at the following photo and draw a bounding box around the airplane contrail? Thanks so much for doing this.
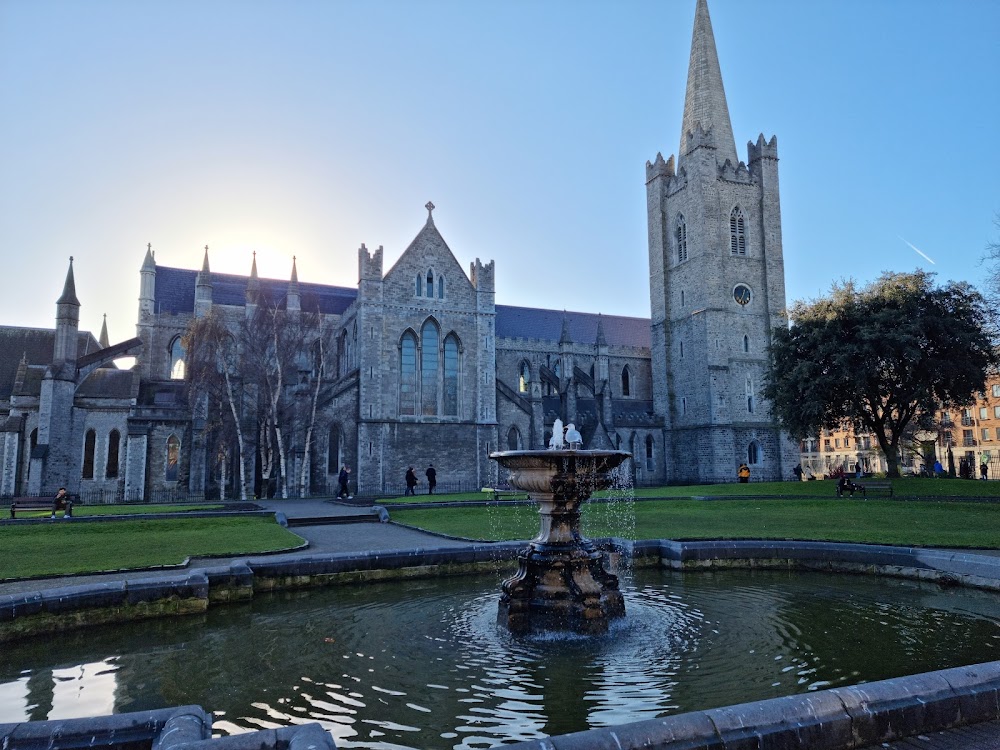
[898,236,936,265]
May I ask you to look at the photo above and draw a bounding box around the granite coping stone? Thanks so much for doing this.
[659,541,1000,581]
[503,662,1000,750]
[0,706,211,750]
[0,705,334,750]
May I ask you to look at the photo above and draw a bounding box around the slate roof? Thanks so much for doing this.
[0,327,101,400]
[154,268,652,349]
[77,369,135,399]
[154,267,358,316]
[496,306,651,349]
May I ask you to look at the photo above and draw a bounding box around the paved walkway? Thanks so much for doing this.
[0,499,471,597]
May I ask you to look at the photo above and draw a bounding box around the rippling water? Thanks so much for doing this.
[2,569,998,750]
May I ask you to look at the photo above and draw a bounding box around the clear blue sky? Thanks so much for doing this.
[1,0,998,344]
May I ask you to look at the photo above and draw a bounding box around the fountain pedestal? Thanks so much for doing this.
[490,449,630,635]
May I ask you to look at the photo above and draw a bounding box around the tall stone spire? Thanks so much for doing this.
[99,314,110,348]
[246,251,261,310]
[286,256,300,312]
[57,256,80,307]
[679,0,738,167]
[195,245,213,317]
[54,257,80,363]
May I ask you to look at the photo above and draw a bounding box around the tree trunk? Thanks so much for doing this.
[299,334,325,498]
[222,368,248,501]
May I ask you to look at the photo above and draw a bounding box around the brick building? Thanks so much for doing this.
[801,383,1000,480]
[0,0,798,500]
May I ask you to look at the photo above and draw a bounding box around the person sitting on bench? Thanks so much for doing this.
[836,476,861,498]
[51,487,73,518]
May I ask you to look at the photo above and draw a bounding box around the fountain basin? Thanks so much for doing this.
[490,449,631,635]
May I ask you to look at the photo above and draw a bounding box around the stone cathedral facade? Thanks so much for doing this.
[0,0,796,501]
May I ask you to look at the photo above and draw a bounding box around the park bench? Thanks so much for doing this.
[481,487,525,502]
[9,495,75,518]
[860,480,893,499]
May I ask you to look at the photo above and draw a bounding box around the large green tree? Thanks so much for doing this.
[764,271,998,478]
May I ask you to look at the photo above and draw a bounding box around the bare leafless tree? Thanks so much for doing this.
[183,310,250,500]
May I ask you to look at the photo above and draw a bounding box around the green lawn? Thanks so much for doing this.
[375,478,1000,504]
[2,503,223,519]
[391,497,1000,549]
[0,517,304,580]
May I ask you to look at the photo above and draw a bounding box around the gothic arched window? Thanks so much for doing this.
[328,425,340,473]
[621,366,631,397]
[420,319,439,416]
[518,362,530,393]
[438,275,445,299]
[507,426,521,451]
[400,331,417,416]
[82,429,96,479]
[676,215,688,263]
[730,206,747,256]
[645,434,654,471]
[106,429,120,479]
[746,376,755,414]
[165,435,180,482]
[169,337,186,380]
[443,333,460,416]
[415,274,423,297]
[426,270,435,299]
[338,330,349,377]
[748,440,760,465]
[743,334,750,353]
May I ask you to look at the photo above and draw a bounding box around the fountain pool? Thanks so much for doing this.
[2,568,998,750]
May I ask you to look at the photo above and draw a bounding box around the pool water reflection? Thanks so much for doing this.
[2,569,998,750]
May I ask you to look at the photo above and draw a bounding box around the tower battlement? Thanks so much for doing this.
[747,133,779,163]
[682,122,717,156]
[359,243,384,281]
[719,158,752,184]
[646,152,675,183]
[471,258,495,292]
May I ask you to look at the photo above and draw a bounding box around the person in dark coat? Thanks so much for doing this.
[425,464,437,495]
[405,467,418,496]
[338,465,352,499]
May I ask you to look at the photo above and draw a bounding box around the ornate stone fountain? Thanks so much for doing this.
[490,422,631,635]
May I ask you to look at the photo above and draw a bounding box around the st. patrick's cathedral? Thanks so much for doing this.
[0,0,799,501]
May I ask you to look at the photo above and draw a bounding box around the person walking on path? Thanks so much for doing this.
[982,461,989,481]
[51,487,72,519]
[737,463,750,483]
[405,467,418,496]
[338,466,352,500]
[425,464,437,495]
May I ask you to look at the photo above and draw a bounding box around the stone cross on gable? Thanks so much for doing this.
[426,201,435,216]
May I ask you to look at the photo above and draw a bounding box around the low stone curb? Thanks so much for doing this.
[501,661,1000,750]
[0,704,335,750]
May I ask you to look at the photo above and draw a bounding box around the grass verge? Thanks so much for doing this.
[391,497,1000,548]
[374,478,1000,504]
[0,516,304,580]
[2,503,223,519]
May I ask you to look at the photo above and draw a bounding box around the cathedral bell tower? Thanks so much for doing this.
[646,0,797,483]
